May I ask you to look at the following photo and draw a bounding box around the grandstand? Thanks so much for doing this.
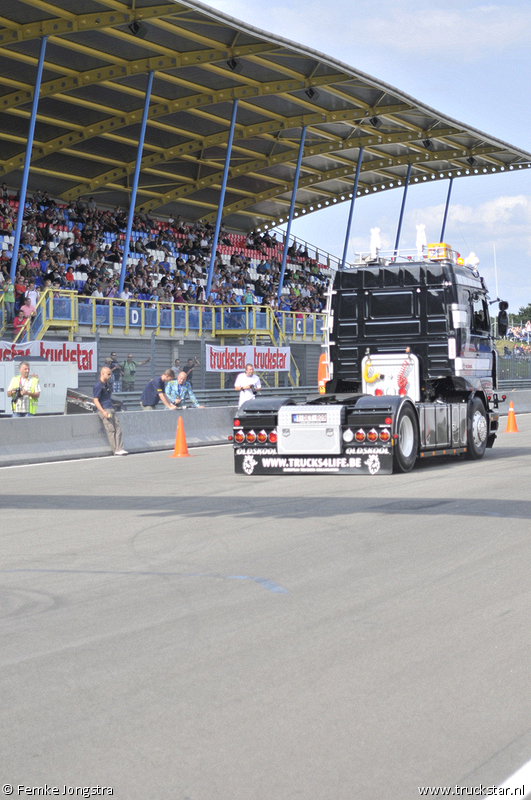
[1,1,531,393]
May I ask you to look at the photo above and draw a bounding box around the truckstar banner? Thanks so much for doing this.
[206,344,290,372]
[0,339,97,371]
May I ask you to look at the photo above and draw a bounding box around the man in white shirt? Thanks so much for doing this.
[235,364,261,407]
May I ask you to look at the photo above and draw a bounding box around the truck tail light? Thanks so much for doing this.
[257,430,268,444]
[379,429,390,442]
[355,429,366,442]
[246,430,256,443]
[367,429,378,442]
[234,418,240,427]
[234,430,245,444]
[385,417,392,425]
[268,431,278,444]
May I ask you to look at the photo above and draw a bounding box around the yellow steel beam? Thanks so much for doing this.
[0,4,176,45]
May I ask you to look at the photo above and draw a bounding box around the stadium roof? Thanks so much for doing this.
[1,0,531,234]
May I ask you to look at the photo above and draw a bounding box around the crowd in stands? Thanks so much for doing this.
[0,184,330,326]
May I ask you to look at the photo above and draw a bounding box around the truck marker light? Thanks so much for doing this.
[268,431,278,444]
[257,430,268,444]
[234,418,240,426]
[343,428,354,443]
[375,388,383,396]
[367,429,378,442]
[355,429,366,442]
[385,417,392,425]
[234,431,245,444]
[246,430,257,443]
[379,429,391,442]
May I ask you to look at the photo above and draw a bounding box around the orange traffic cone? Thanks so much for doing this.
[169,415,193,457]
[505,401,519,433]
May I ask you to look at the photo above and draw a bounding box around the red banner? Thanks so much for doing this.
[0,339,97,372]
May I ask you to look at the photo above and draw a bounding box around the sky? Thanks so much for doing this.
[207,0,531,315]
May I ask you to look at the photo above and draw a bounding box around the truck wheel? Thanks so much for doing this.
[394,405,418,473]
[466,397,488,460]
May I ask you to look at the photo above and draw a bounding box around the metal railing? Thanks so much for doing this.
[0,290,326,346]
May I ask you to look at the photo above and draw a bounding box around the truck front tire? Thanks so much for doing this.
[393,404,418,473]
[466,397,488,460]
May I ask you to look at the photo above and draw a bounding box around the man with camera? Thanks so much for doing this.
[166,371,205,409]
[235,363,261,407]
[7,361,41,417]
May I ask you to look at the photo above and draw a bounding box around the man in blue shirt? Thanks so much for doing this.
[93,366,127,455]
[140,369,177,410]
[166,371,204,408]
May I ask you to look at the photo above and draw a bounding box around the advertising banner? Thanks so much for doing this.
[206,344,290,372]
[0,339,97,372]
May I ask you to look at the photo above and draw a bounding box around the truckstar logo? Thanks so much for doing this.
[209,346,247,371]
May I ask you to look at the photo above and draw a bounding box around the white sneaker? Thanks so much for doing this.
[114,449,128,455]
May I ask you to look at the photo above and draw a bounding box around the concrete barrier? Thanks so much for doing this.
[503,389,531,414]
[0,406,236,467]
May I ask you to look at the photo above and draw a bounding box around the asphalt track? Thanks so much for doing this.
[2,418,531,800]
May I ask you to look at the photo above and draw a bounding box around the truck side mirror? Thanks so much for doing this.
[498,303,508,337]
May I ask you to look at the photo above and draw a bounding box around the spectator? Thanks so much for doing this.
[120,353,151,391]
[93,366,128,455]
[108,351,124,392]
[140,369,177,410]
[12,311,27,340]
[3,280,15,323]
[166,371,204,408]
[183,356,199,386]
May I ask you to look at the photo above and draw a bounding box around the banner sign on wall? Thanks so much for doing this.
[0,340,97,372]
[206,344,290,372]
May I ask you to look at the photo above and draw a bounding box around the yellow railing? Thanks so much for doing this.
[2,290,326,346]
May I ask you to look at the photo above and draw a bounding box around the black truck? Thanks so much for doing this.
[233,243,507,475]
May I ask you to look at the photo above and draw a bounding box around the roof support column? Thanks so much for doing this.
[119,70,154,295]
[206,98,239,300]
[10,35,47,283]
[340,146,364,269]
[277,125,307,303]
[440,177,453,242]
[393,163,412,260]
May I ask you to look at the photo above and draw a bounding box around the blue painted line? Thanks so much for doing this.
[2,568,289,594]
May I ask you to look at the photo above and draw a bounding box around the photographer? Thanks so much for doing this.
[7,361,40,417]
[235,363,261,407]
[166,371,205,409]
